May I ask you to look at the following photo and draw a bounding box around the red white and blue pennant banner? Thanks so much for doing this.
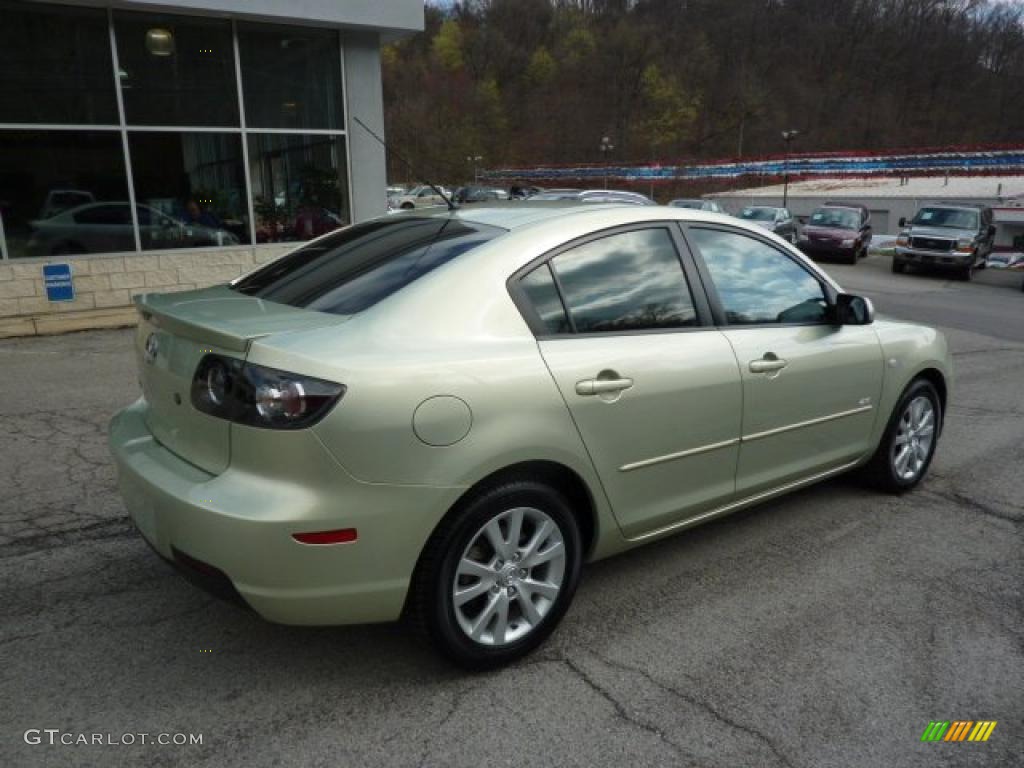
[482,146,1024,183]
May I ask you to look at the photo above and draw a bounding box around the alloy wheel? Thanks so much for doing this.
[891,395,936,481]
[452,506,566,647]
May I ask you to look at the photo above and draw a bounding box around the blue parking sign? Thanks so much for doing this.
[43,263,75,302]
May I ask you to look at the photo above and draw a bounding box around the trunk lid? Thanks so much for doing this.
[134,285,349,474]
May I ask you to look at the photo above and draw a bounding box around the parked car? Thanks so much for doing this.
[111,203,950,668]
[38,189,95,220]
[797,203,872,264]
[509,185,542,199]
[893,202,995,280]
[25,202,239,256]
[530,189,655,205]
[668,198,726,213]
[396,185,451,209]
[737,205,798,242]
[453,186,509,204]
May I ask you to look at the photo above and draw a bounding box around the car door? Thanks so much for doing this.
[512,225,743,539]
[72,203,136,253]
[777,209,796,241]
[684,225,884,497]
[417,188,438,207]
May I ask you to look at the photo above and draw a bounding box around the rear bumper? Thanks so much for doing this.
[109,398,463,625]
[894,247,974,267]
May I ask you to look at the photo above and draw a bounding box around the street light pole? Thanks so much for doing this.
[781,129,799,208]
[599,135,614,188]
[467,155,483,184]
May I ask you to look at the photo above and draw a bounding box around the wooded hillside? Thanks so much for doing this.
[382,0,1024,183]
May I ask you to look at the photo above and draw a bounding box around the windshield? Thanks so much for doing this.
[669,200,703,209]
[739,207,776,221]
[911,207,979,230]
[232,217,504,315]
[809,208,859,229]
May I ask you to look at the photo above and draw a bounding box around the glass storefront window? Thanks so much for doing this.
[0,1,118,125]
[0,9,352,261]
[238,23,344,130]
[128,132,250,250]
[114,13,238,127]
[0,131,130,258]
[248,134,349,243]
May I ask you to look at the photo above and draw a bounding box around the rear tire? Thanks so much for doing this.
[409,480,582,669]
[861,378,941,493]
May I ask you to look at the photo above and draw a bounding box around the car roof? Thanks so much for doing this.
[398,201,626,230]
[814,204,862,212]
[919,201,987,210]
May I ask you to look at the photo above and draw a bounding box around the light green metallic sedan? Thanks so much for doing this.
[109,203,951,668]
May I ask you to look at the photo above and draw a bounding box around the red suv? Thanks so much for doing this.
[797,203,872,265]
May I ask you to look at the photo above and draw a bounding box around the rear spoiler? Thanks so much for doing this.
[134,286,350,355]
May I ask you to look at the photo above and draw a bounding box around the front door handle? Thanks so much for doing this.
[749,355,788,374]
[575,376,634,396]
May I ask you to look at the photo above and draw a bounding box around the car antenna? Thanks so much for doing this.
[352,116,458,212]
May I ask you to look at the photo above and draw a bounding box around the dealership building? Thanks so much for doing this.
[0,0,422,336]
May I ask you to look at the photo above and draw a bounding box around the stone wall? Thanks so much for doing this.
[0,244,294,337]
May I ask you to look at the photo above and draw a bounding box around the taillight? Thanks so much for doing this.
[191,354,345,429]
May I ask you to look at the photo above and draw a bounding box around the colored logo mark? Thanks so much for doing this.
[921,721,997,742]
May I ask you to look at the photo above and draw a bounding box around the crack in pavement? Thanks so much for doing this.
[414,681,482,768]
[587,652,797,768]
[0,518,135,559]
[919,487,1022,524]
[561,656,699,764]
[951,346,1024,358]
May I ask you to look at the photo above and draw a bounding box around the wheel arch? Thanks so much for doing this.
[402,459,602,622]
[914,366,948,434]
[440,460,599,558]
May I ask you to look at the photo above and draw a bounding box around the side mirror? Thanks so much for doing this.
[834,293,874,325]
[898,217,907,228]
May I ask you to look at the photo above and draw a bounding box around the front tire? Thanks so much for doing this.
[410,480,582,669]
[892,258,906,273]
[862,379,941,493]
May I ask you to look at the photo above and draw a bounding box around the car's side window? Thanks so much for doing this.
[689,227,828,325]
[73,204,131,226]
[520,263,570,334]
[545,228,698,333]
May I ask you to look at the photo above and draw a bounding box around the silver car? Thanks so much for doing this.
[110,203,951,668]
[26,202,239,256]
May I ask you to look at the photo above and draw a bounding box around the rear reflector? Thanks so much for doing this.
[291,528,358,545]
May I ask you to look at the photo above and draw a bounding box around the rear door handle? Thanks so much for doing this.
[575,377,634,396]
[749,356,788,374]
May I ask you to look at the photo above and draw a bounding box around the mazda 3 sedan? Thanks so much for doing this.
[110,203,951,668]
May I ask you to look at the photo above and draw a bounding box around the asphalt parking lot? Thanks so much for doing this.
[1,254,1021,768]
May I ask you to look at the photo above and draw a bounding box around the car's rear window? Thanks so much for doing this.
[232,216,503,315]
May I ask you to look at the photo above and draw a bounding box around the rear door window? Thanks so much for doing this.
[548,228,698,333]
[232,217,503,315]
